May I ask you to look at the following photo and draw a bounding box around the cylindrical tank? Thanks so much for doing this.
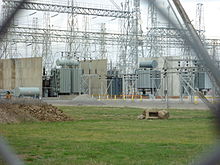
[56,59,79,67]
[139,60,158,68]
[14,87,40,97]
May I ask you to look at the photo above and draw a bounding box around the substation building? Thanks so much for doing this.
[0,57,42,98]
[137,57,213,98]
[0,56,216,99]
[0,0,219,100]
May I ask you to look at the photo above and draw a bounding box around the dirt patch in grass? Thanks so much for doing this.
[0,99,72,123]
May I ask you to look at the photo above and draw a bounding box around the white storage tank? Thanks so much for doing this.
[14,87,40,98]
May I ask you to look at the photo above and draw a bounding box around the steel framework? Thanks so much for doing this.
[1,25,220,59]
[3,0,132,18]
[1,0,220,96]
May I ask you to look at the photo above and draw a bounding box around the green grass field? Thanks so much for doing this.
[0,106,217,165]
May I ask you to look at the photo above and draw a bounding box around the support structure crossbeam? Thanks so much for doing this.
[3,26,219,48]
[5,26,133,44]
[3,0,132,18]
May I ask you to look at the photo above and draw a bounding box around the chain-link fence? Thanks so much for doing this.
[147,1,220,164]
[0,0,220,164]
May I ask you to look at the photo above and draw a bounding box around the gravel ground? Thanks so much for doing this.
[44,98,209,110]
[72,94,105,106]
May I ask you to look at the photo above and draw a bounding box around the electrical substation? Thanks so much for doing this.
[0,0,219,103]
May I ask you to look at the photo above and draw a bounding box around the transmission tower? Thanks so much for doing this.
[42,12,53,73]
[118,0,142,74]
[32,17,40,57]
[100,23,107,59]
[195,3,205,38]
[129,0,143,72]
[147,0,157,28]
[146,0,162,58]
[66,0,79,58]
[81,15,91,59]
[118,0,130,74]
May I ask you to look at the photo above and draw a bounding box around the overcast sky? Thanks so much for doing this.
[181,0,220,38]
[0,0,219,38]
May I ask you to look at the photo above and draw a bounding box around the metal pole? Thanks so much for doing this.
[166,73,169,109]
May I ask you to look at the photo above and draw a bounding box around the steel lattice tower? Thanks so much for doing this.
[42,12,53,74]
[99,23,107,59]
[195,3,205,38]
[32,17,40,57]
[66,0,79,58]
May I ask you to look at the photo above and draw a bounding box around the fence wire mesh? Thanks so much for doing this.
[147,0,220,164]
[0,0,220,164]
